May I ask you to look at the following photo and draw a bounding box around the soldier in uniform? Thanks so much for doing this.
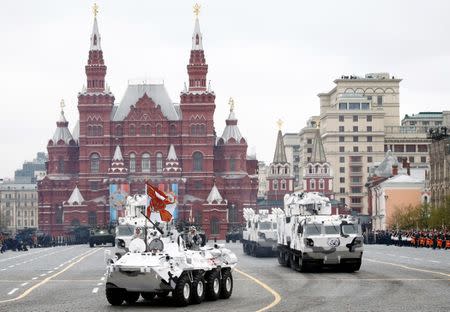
[186,226,202,251]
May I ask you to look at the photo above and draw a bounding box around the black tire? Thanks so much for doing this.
[190,273,205,304]
[89,242,94,248]
[172,274,191,307]
[343,259,361,272]
[141,292,156,301]
[220,269,233,299]
[205,270,221,301]
[105,288,124,306]
[232,239,236,243]
[111,241,115,247]
[242,242,246,253]
[226,238,230,243]
[278,249,287,266]
[124,291,140,305]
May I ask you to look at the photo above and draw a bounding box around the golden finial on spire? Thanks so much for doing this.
[93,3,99,17]
[277,119,283,130]
[193,3,201,17]
[60,99,65,111]
[228,97,235,112]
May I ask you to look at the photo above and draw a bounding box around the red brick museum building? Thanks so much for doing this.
[38,13,258,239]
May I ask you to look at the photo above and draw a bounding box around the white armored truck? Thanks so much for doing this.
[277,192,363,272]
[241,208,280,257]
[105,207,238,307]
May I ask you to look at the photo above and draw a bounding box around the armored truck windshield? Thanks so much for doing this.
[342,224,361,235]
[324,225,340,235]
[259,222,272,230]
[117,225,135,236]
[305,224,322,235]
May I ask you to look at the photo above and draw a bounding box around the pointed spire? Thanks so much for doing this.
[192,16,203,50]
[311,129,327,163]
[67,186,85,205]
[90,16,101,51]
[272,122,287,163]
[112,145,123,161]
[207,184,223,204]
[167,144,178,161]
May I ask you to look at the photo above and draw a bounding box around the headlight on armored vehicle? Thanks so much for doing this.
[117,239,126,248]
[258,232,266,239]
[353,238,363,247]
[304,238,314,247]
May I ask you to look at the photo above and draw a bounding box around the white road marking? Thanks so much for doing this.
[100,277,105,281]
[414,258,422,261]
[54,267,59,270]
[20,282,28,287]
[39,274,46,277]
[430,260,440,263]
[1,269,6,271]
[47,271,53,274]
[96,282,102,286]
[92,287,99,294]
[8,288,18,295]
[8,265,14,268]
[32,277,38,280]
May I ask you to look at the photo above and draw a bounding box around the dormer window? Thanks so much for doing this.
[196,34,199,45]
[93,35,97,46]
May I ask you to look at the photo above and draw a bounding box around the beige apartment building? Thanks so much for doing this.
[0,183,38,233]
[318,73,401,213]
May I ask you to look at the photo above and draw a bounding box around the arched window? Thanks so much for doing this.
[309,165,313,174]
[310,179,315,190]
[90,153,100,173]
[142,153,150,172]
[170,124,176,136]
[319,179,324,190]
[196,34,200,45]
[88,212,97,226]
[281,180,286,190]
[193,152,203,171]
[210,217,219,235]
[323,165,328,174]
[115,125,123,136]
[273,180,278,190]
[129,124,135,136]
[156,152,163,173]
[315,165,320,174]
[156,124,162,135]
[93,35,97,45]
[58,157,64,173]
[129,153,136,173]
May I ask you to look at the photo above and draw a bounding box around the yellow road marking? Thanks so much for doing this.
[0,248,101,303]
[235,268,281,312]
[365,258,450,278]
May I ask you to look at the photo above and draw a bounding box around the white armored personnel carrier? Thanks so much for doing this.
[277,192,363,272]
[241,208,281,257]
[105,209,238,307]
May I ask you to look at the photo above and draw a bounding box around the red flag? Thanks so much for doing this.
[146,182,174,222]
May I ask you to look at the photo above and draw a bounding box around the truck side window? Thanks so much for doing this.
[297,225,303,234]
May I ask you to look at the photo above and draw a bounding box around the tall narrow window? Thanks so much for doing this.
[156,124,162,135]
[142,153,150,172]
[58,157,64,173]
[230,157,236,171]
[90,153,100,173]
[193,152,203,171]
[156,152,163,173]
[88,211,97,226]
[129,153,136,173]
[129,124,135,136]
[210,217,219,235]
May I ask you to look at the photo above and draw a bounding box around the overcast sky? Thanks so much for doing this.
[1,0,450,179]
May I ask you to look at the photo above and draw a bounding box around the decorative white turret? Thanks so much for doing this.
[192,5,203,50]
[90,4,101,51]
[206,184,224,204]
[220,98,245,143]
[67,186,85,205]
[163,144,182,174]
[51,100,75,145]
[108,145,128,174]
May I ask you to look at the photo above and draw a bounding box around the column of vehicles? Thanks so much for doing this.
[104,192,238,307]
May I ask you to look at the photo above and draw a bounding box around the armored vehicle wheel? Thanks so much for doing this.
[232,239,236,243]
[242,243,246,253]
[173,274,191,307]
[278,250,287,266]
[124,291,140,305]
[106,288,125,306]
[141,292,156,301]
[343,259,361,272]
[290,254,299,271]
[205,270,221,301]
[190,274,205,304]
[220,269,233,299]
[111,241,115,247]
[89,242,94,248]
[226,238,230,243]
